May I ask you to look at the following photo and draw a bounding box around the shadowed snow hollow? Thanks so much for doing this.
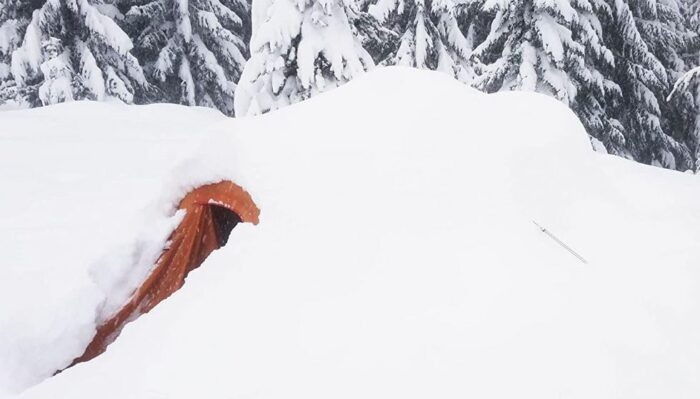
[2,67,700,399]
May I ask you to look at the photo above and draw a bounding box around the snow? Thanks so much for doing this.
[535,14,566,64]
[3,67,700,399]
[367,0,398,22]
[0,20,21,59]
[76,42,106,102]
[192,35,235,95]
[37,54,74,105]
[0,101,233,396]
[414,12,430,69]
[72,0,134,56]
[178,58,197,105]
[10,9,43,86]
[535,0,577,23]
[517,41,538,92]
[176,0,194,42]
[235,0,372,115]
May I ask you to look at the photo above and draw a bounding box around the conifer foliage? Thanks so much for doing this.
[0,0,699,172]
[0,0,44,106]
[669,67,700,171]
[123,0,251,115]
[9,0,148,106]
[365,0,476,82]
[605,0,694,169]
[233,0,374,116]
[0,1,40,80]
[683,0,700,33]
[469,0,624,153]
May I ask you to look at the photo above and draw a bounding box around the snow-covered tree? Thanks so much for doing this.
[632,0,695,79]
[681,0,699,34]
[678,1,699,81]
[0,1,38,80]
[365,0,477,82]
[630,0,698,143]
[0,0,42,108]
[604,0,692,169]
[36,37,75,105]
[9,0,147,106]
[233,0,374,116]
[668,67,700,171]
[471,0,622,153]
[122,0,251,115]
[351,0,399,64]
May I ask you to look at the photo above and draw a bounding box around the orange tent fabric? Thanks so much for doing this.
[69,181,260,367]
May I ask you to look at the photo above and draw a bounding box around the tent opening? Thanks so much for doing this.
[212,204,241,246]
[66,181,260,369]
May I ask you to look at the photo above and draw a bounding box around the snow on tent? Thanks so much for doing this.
[71,181,260,366]
[2,67,700,399]
[0,102,260,395]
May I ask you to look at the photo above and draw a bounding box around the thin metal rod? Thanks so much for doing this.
[532,221,588,264]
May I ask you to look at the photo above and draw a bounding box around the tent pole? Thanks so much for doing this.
[532,221,588,265]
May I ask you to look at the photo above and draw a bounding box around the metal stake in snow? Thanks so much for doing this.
[532,221,588,265]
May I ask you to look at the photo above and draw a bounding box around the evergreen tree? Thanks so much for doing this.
[630,0,698,148]
[365,0,477,83]
[685,0,700,33]
[669,66,700,171]
[632,0,695,78]
[678,0,699,75]
[352,0,399,64]
[471,0,622,154]
[606,0,692,169]
[9,0,147,106]
[233,0,374,116]
[121,0,251,115]
[0,0,37,80]
[0,0,42,108]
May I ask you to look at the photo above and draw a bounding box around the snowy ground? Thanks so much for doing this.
[2,67,700,398]
[0,101,235,394]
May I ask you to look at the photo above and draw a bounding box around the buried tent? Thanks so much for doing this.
[69,181,260,367]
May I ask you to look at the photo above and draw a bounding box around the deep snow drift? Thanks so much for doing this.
[2,67,700,398]
[0,102,237,394]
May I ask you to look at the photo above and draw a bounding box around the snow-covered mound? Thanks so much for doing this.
[3,67,700,398]
[0,102,238,395]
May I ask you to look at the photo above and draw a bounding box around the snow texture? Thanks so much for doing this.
[9,0,146,105]
[2,67,700,398]
[123,0,250,115]
[234,0,373,115]
[0,100,235,396]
